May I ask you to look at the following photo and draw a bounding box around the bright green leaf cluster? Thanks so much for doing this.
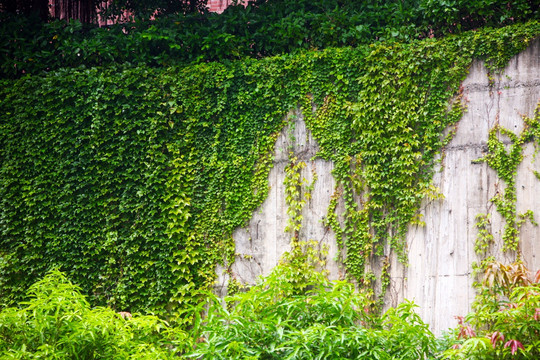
[0,270,189,358]
[190,245,435,360]
[475,103,540,252]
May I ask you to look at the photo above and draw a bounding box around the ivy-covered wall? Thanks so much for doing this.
[399,40,540,334]
[219,39,540,335]
[0,21,539,327]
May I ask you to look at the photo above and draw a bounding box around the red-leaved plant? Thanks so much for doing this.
[443,260,540,359]
[504,339,524,356]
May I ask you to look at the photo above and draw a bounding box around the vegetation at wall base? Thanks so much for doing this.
[0,251,439,359]
[2,257,539,358]
[0,269,190,359]
[189,243,436,360]
[442,260,540,359]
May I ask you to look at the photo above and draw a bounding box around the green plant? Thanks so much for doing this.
[284,154,308,238]
[300,32,473,298]
[188,244,435,360]
[475,213,494,255]
[420,0,538,37]
[0,270,189,359]
[474,103,540,252]
[442,260,540,359]
[1,1,538,79]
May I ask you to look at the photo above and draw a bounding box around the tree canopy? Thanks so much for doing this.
[1,0,538,79]
[0,0,208,22]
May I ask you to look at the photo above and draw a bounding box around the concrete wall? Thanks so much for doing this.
[215,109,343,292]
[395,38,540,334]
[216,39,540,335]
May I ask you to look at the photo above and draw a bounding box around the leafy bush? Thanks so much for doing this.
[1,0,538,78]
[421,0,539,36]
[0,270,190,359]
[188,243,436,359]
[442,260,540,359]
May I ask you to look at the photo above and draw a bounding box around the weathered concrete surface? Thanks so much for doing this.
[215,109,343,296]
[217,38,540,335]
[391,37,540,334]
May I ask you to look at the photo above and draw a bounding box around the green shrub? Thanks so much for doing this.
[442,261,540,359]
[1,0,538,78]
[188,243,436,359]
[0,270,190,359]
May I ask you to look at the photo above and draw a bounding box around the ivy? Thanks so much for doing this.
[301,34,473,298]
[475,214,494,255]
[474,103,540,252]
[299,23,540,303]
[0,21,539,319]
[0,63,296,318]
[284,154,308,238]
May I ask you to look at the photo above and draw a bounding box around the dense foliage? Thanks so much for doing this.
[1,0,538,78]
[1,21,539,318]
[0,252,438,359]
[1,3,539,359]
[3,257,539,359]
[0,62,287,316]
[0,270,189,358]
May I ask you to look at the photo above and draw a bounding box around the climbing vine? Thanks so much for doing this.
[474,213,494,255]
[284,154,308,238]
[0,21,539,319]
[474,103,540,253]
[299,23,540,305]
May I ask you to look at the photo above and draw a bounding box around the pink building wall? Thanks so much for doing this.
[207,0,247,13]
